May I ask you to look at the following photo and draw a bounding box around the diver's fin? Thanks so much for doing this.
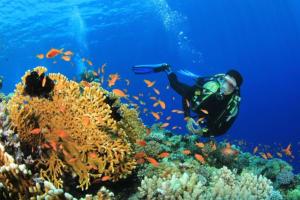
[132,63,169,74]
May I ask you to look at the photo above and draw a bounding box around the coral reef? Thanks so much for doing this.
[135,166,276,200]
[6,67,145,190]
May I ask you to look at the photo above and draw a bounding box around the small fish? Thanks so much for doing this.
[171,109,184,114]
[87,59,93,66]
[253,146,258,154]
[172,126,178,130]
[282,144,292,156]
[82,116,90,126]
[182,150,191,155]
[63,50,73,56]
[36,54,44,59]
[146,157,159,167]
[133,96,139,101]
[46,48,63,58]
[194,154,205,164]
[185,99,190,108]
[211,143,217,151]
[108,73,120,87]
[61,55,71,61]
[166,85,170,90]
[113,89,127,97]
[92,71,98,76]
[160,123,170,128]
[159,152,170,158]
[146,127,151,135]
[266,152,273,159]
[30,128,41,135]
[195,142,205,148]
[125,79,130,86]
[150,96,157,101]
[158,100,166,109]
[201,109,209,114]
[101,63,106,73]
[166,116,172,120]
[134,151,146,159]
[136,140,147,147]
[136,158,145,164]
[276,152,283,158]
[151,112,160,120]
[153,101,159,107]
[81,80,91,88]
[89,152,97,159]
[261,153,268,160]
[41,76,47,87]
[197,117,205,123]
[55,130,68,139]
[144,79,156,87]
[153,88,160,95]
[68,158,77,163]
[101,176,111,181]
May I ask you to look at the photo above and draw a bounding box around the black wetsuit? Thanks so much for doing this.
[168,72,240,137]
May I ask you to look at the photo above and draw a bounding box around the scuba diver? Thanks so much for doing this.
[132,63,243,137]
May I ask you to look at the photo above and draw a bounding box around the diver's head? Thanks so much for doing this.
[221,70,243,95]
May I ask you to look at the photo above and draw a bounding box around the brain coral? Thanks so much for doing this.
[7,67,145,190]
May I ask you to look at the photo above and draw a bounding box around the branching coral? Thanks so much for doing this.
[7,67,144,190]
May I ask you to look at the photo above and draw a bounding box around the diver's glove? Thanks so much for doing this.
[186,118,204,135]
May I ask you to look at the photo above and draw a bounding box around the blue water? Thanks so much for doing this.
[0,0,299,171]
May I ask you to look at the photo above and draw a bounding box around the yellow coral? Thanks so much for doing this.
[7,67,144,190]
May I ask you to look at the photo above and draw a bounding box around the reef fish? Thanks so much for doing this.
[30,128,41,135]
[108,73,120,87]
[144,79,156,87]
[36,54,44,59]
[194,153,205,164]
[159,152,170,158]
[46,48,63,58]
[112,89,127,97]
[151,112,160,120]
[146,157,159,167]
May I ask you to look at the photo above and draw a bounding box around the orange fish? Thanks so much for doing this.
[61,55,71,61]
[253,146,259,154]
[182,150,191,155]
[68,158,78,163]
[158,100,166,109]
[42,76,47,87]
[151,112,160,120]
[113,89,127,97]
[160,123,170,128]
[146,157,159,167]
[153,101,159,107]
[55,130,68,139]
[49,140,57,151]
[89,152,97,159]
[101,176,111,181]
[266,152,273,159]
[201,109,209,114]
[41,143,51,149]
[135,151,146,159]
[194,154,205,164]
[133,96,139,101]
[82,116,90,126]
[153,88,160,95]
[46,48,63,58]
[87,59,93,66]
[136,140,147,147]
[144,79,156,87]
[282,144,292,156]
[150,96,157,101]
[30,128,41,135]
[36,54,44,59]
[92,71,98,76]
[261,153,268,160]
[81,80,91,88]
[197,117,205,123]
[137,158,145,164]
[159,152,170,158]
[195,142,205,148]
[172,109,184,114]
[63,51,73,56]
[108,73,120,87]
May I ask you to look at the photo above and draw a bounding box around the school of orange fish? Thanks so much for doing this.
[34,48,300,169]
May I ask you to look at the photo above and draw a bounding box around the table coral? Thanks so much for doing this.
[7,67,145,190]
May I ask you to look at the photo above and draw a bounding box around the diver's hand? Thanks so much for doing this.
[186,118,203,135]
